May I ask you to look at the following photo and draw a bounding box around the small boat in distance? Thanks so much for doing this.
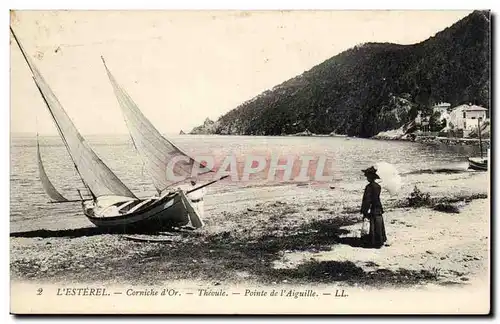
[468,118,488,171]
[11,27,215,232]
[468,157,487,171]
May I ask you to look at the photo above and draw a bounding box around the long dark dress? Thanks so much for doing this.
[360,181,387,248]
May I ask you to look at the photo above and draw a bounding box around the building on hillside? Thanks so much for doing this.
[448,104,488,134]
[414,111,421,125]
[432,102,451,115]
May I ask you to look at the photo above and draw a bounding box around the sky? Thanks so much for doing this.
[10,10,473,135]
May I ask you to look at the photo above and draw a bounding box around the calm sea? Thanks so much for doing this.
[10,134,481,232]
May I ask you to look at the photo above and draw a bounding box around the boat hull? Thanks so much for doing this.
[84,193,190,232]
[468,157,488,171]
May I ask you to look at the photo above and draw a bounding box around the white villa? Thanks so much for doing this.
[448,103,488,132]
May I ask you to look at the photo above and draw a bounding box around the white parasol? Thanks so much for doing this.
[374,161,402,196]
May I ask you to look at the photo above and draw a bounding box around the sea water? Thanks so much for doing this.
[10,134,480,232]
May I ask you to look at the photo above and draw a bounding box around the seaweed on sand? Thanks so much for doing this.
[407,186,432,207]
[392,187,487,212]
[269,260,439,287]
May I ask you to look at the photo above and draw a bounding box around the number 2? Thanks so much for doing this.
[37,288,43,295]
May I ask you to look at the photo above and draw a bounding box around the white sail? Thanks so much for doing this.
[37,136,69,202]
[11,28,137,199]
[102,59,212,193]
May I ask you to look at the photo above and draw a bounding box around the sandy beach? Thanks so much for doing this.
[10,168,489,291]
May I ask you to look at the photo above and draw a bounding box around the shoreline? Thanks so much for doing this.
[184,132,490,150]
[372,133,491,148]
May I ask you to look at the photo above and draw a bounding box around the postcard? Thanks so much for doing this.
[9,9,490,314]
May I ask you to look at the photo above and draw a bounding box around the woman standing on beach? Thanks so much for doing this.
[360,166,387,248]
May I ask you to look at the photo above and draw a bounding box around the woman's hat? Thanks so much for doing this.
[362,166,380,179]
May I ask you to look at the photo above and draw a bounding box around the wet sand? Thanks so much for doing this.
[10,170,489,289]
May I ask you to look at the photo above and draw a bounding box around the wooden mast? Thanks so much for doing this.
[478,118,483,159]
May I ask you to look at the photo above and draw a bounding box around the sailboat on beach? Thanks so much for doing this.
[11,27,214,231]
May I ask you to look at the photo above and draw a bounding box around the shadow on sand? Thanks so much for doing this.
[11,215,439,287]
[94,216,437,286]
[403,167,468,175]
[338,236,369,248]
[10,226,171,238]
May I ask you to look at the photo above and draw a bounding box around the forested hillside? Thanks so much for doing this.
[191,11,490,137]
